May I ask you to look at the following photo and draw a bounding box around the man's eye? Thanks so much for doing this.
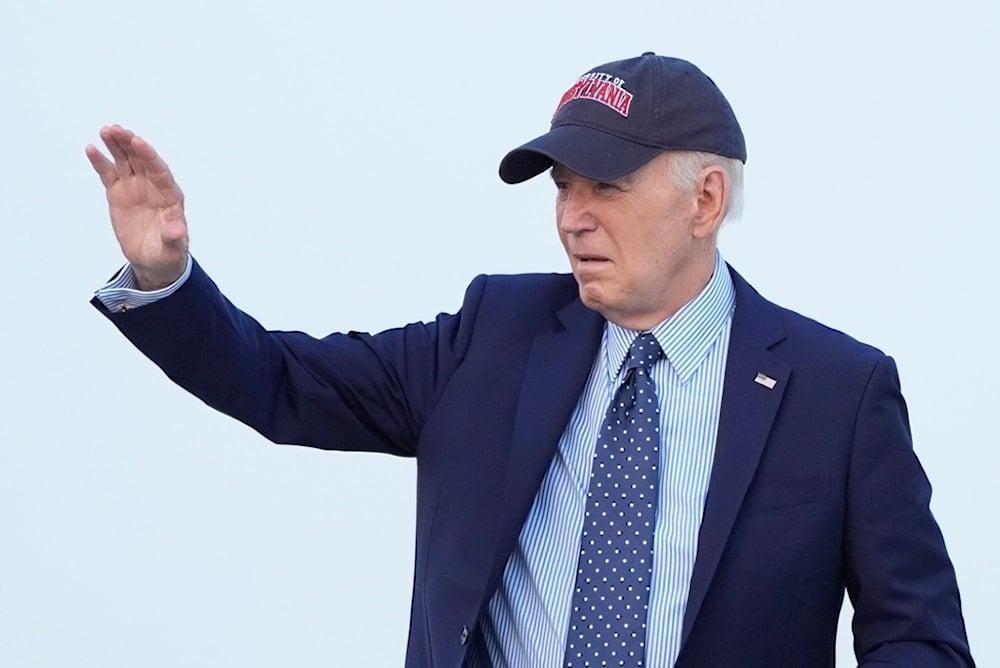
[595,182,619,192]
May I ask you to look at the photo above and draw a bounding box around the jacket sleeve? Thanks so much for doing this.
[846,355,974,666]
[91,258,486,457]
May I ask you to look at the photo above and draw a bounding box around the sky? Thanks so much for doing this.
[2,0,997,665]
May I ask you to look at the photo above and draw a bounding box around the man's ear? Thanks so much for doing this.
[692,167,728,239]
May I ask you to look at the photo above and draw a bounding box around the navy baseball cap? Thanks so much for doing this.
[499,52,746,184]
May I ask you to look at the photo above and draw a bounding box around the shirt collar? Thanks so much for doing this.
[604,252,735,384]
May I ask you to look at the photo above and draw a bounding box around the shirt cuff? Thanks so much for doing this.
[93,255,194,313]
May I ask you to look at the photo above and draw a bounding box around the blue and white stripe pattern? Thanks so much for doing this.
[93,255,192,312]
[473,252,735,668]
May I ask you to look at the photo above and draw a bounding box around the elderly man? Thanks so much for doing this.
[88,53,973,667]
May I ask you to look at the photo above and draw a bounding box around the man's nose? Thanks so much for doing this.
[557,189,598,234]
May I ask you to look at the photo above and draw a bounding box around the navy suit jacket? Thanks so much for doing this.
[94,260,973,667]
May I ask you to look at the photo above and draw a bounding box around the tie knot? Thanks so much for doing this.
[625,332,663,374]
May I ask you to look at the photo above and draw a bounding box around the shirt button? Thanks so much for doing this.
[459,625,470,645]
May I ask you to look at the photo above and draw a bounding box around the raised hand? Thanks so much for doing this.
[86,125,189,291]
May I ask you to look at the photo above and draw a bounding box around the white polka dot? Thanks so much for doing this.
[566,334,663,667]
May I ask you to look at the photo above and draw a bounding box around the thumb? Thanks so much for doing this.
[161,217,189,250]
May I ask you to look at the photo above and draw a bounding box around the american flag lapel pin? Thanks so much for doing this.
[754,372,777,390]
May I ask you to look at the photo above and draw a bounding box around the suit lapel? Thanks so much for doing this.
[484,297,604,599]
[680,268,790,646]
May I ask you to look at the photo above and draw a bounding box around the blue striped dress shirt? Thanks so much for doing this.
[471,252,735,668]
[95,256,193,312]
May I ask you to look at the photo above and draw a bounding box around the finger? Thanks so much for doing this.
[116,127,152,180]
[101,124,137,179]
[160,217,189,248]
[128,136,147,179]
[84,143,118,189]
[130,134,183,203]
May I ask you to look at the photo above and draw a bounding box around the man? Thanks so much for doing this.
[88,53,973,666]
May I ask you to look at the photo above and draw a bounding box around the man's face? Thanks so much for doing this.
[553,151,717,330]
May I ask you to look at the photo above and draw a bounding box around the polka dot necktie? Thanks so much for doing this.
[564,332,664,668]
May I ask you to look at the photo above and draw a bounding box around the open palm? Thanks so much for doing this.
[86,125,189,290]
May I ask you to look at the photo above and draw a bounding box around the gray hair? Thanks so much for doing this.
[667,151,744,223]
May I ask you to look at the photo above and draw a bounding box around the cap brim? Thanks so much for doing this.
[498,125,664,184]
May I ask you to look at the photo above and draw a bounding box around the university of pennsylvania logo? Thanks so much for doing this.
[555,72,633,117]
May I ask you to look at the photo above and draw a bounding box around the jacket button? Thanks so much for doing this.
[459,625,470,645]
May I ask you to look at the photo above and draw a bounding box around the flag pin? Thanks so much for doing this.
[754,372,777,390]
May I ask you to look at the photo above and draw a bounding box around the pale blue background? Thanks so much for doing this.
[2,0,996,665]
